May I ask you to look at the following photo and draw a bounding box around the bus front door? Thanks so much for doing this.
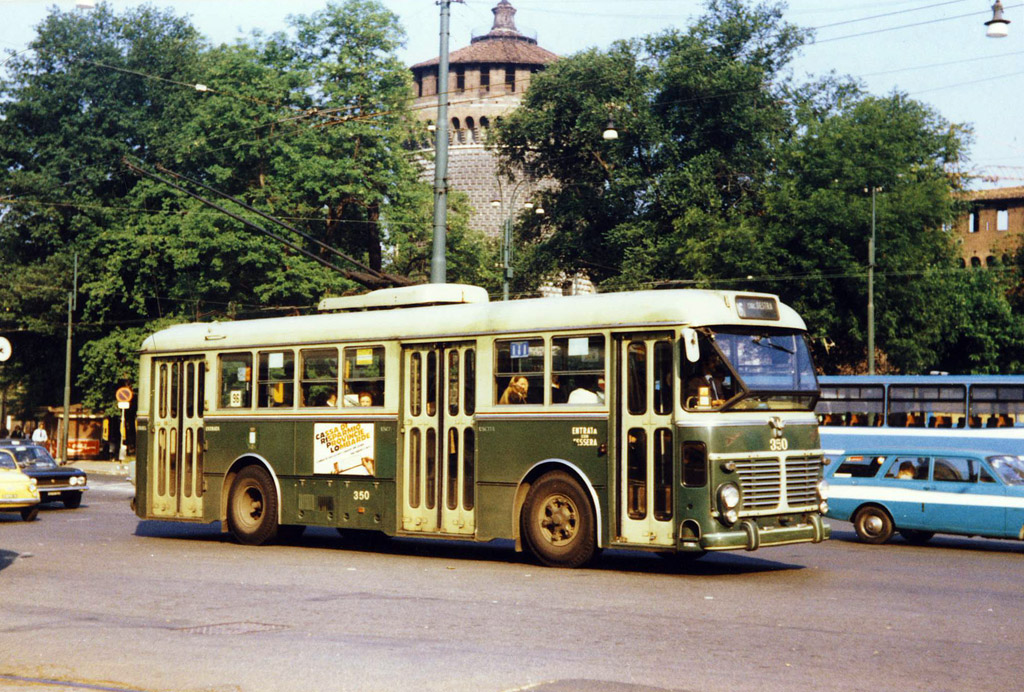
[150,357,206,519]
[401,343,476,536]
[615,334,676,547]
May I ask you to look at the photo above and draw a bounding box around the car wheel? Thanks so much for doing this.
[227,466,279,545]
[853,505,894,544]
[20,506,39,522]
[61,491,83,509]
[521,471,595,568]
[899,529,935,545]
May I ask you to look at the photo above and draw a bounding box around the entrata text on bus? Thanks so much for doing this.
[133,284,829,567]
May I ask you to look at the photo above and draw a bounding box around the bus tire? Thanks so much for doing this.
[227,465,279,546]
[853,505,894,544]
[521,471,595,568]
[899,529,934,545]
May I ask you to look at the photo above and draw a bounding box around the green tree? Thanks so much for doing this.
[493,0,807,292]
[0,1,477,415]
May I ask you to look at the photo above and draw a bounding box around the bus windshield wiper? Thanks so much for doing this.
[751,335,795,355]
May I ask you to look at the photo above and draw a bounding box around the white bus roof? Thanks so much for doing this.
[139,284,807,354]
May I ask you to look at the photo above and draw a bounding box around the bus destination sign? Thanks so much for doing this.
[736,296,780,321]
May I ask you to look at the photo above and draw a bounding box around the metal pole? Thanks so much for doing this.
[867,187,876,376]
[502,215,512,301]
[60,255,77,463]
[430,0,455,284]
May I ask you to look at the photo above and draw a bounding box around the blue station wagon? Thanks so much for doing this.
[824,448,1024,544]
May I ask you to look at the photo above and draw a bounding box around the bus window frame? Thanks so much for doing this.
[218,351,253,410]
[342,344,386,407]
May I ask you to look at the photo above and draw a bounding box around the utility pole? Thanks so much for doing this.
[60,254,77,463]
[867,187,877,376]
[431,1,463,284]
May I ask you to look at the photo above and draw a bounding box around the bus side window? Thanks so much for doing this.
[219,352,252,409]
[551,335,605,405]
[343,346,385,406]
[495,338,544,405]
[300,348,338,407]
[257,350,295,408]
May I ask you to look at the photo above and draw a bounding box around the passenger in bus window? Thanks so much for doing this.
[551,375,567,404]
[499,376,529,405]
[896,462,915,479]
[358,392,373,407]
[326,391,337,407]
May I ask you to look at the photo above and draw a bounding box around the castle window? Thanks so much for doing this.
[971,256,981,267]
[480,68,490,92]
[455,67,465,93]
[466,117,476,143]
[997,208,1009,231]
[505,67,515,92]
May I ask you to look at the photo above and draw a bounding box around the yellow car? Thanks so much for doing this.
[0,448,40,521]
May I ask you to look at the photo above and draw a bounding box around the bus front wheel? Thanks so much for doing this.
[853,505,894,544]
[227,466,280,546]
[521,472,596,568]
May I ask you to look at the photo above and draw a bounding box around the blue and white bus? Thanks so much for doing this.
[815,375,1024,455]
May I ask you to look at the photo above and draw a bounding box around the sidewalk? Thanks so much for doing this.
[63,459,134,477]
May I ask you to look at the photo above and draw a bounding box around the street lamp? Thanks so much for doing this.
[491,179,543,301]
[986,1,1010,37]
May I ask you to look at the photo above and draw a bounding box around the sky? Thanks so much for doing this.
[1,0,1022,188]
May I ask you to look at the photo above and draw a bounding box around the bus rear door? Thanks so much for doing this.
[149,357,206,519]
[615,334,675,547]
[401,343,476,536]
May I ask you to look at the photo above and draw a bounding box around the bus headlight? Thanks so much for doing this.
[717,483,741,526]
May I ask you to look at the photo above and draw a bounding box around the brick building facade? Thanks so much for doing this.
[410,0,557,240]
[955,186,1024,267]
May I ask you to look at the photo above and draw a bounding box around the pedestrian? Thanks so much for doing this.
[31,422,48,444]
[10,424,23,439]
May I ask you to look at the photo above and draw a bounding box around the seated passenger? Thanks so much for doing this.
[568,387,601,404]
[499,376,529,405]
[896,462,916,480]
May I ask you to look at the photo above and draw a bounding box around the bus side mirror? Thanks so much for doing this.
[682,328,699,363]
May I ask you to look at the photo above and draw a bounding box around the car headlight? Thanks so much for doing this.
[71,476,82,486]
[28,478,37,489]
[717,483,741,526]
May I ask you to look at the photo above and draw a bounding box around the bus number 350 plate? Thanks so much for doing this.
[769,438,789,451]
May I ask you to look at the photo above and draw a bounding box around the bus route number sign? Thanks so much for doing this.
[510,341,530,359]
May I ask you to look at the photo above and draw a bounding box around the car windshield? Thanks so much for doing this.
[10,445,59,470]
[0,452,17,470]
[988,455,1024,485]
[682,327,819,411]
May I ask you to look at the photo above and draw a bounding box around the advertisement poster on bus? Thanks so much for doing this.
[313,422,376,476]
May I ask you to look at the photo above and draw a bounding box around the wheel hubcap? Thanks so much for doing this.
[864,515,883,535]
[238,485,264,527]
[540,494,578,546]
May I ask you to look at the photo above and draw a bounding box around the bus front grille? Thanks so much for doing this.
[734,456,821,512]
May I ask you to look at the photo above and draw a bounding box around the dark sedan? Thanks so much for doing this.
[0,441,88,508]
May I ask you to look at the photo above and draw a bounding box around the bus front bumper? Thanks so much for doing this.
[695,514,831,552]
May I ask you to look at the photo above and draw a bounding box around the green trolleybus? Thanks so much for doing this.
[133,284,830,567]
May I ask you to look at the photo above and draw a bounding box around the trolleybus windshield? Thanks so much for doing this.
[684,328,818,412]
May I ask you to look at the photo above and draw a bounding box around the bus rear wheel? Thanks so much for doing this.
[521,472,595,568]
[853,505,894,544]
[227,466,279,546]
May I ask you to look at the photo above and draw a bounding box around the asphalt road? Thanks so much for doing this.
[1,474,1022,692]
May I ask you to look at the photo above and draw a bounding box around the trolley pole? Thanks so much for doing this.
[430,0,463,284]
